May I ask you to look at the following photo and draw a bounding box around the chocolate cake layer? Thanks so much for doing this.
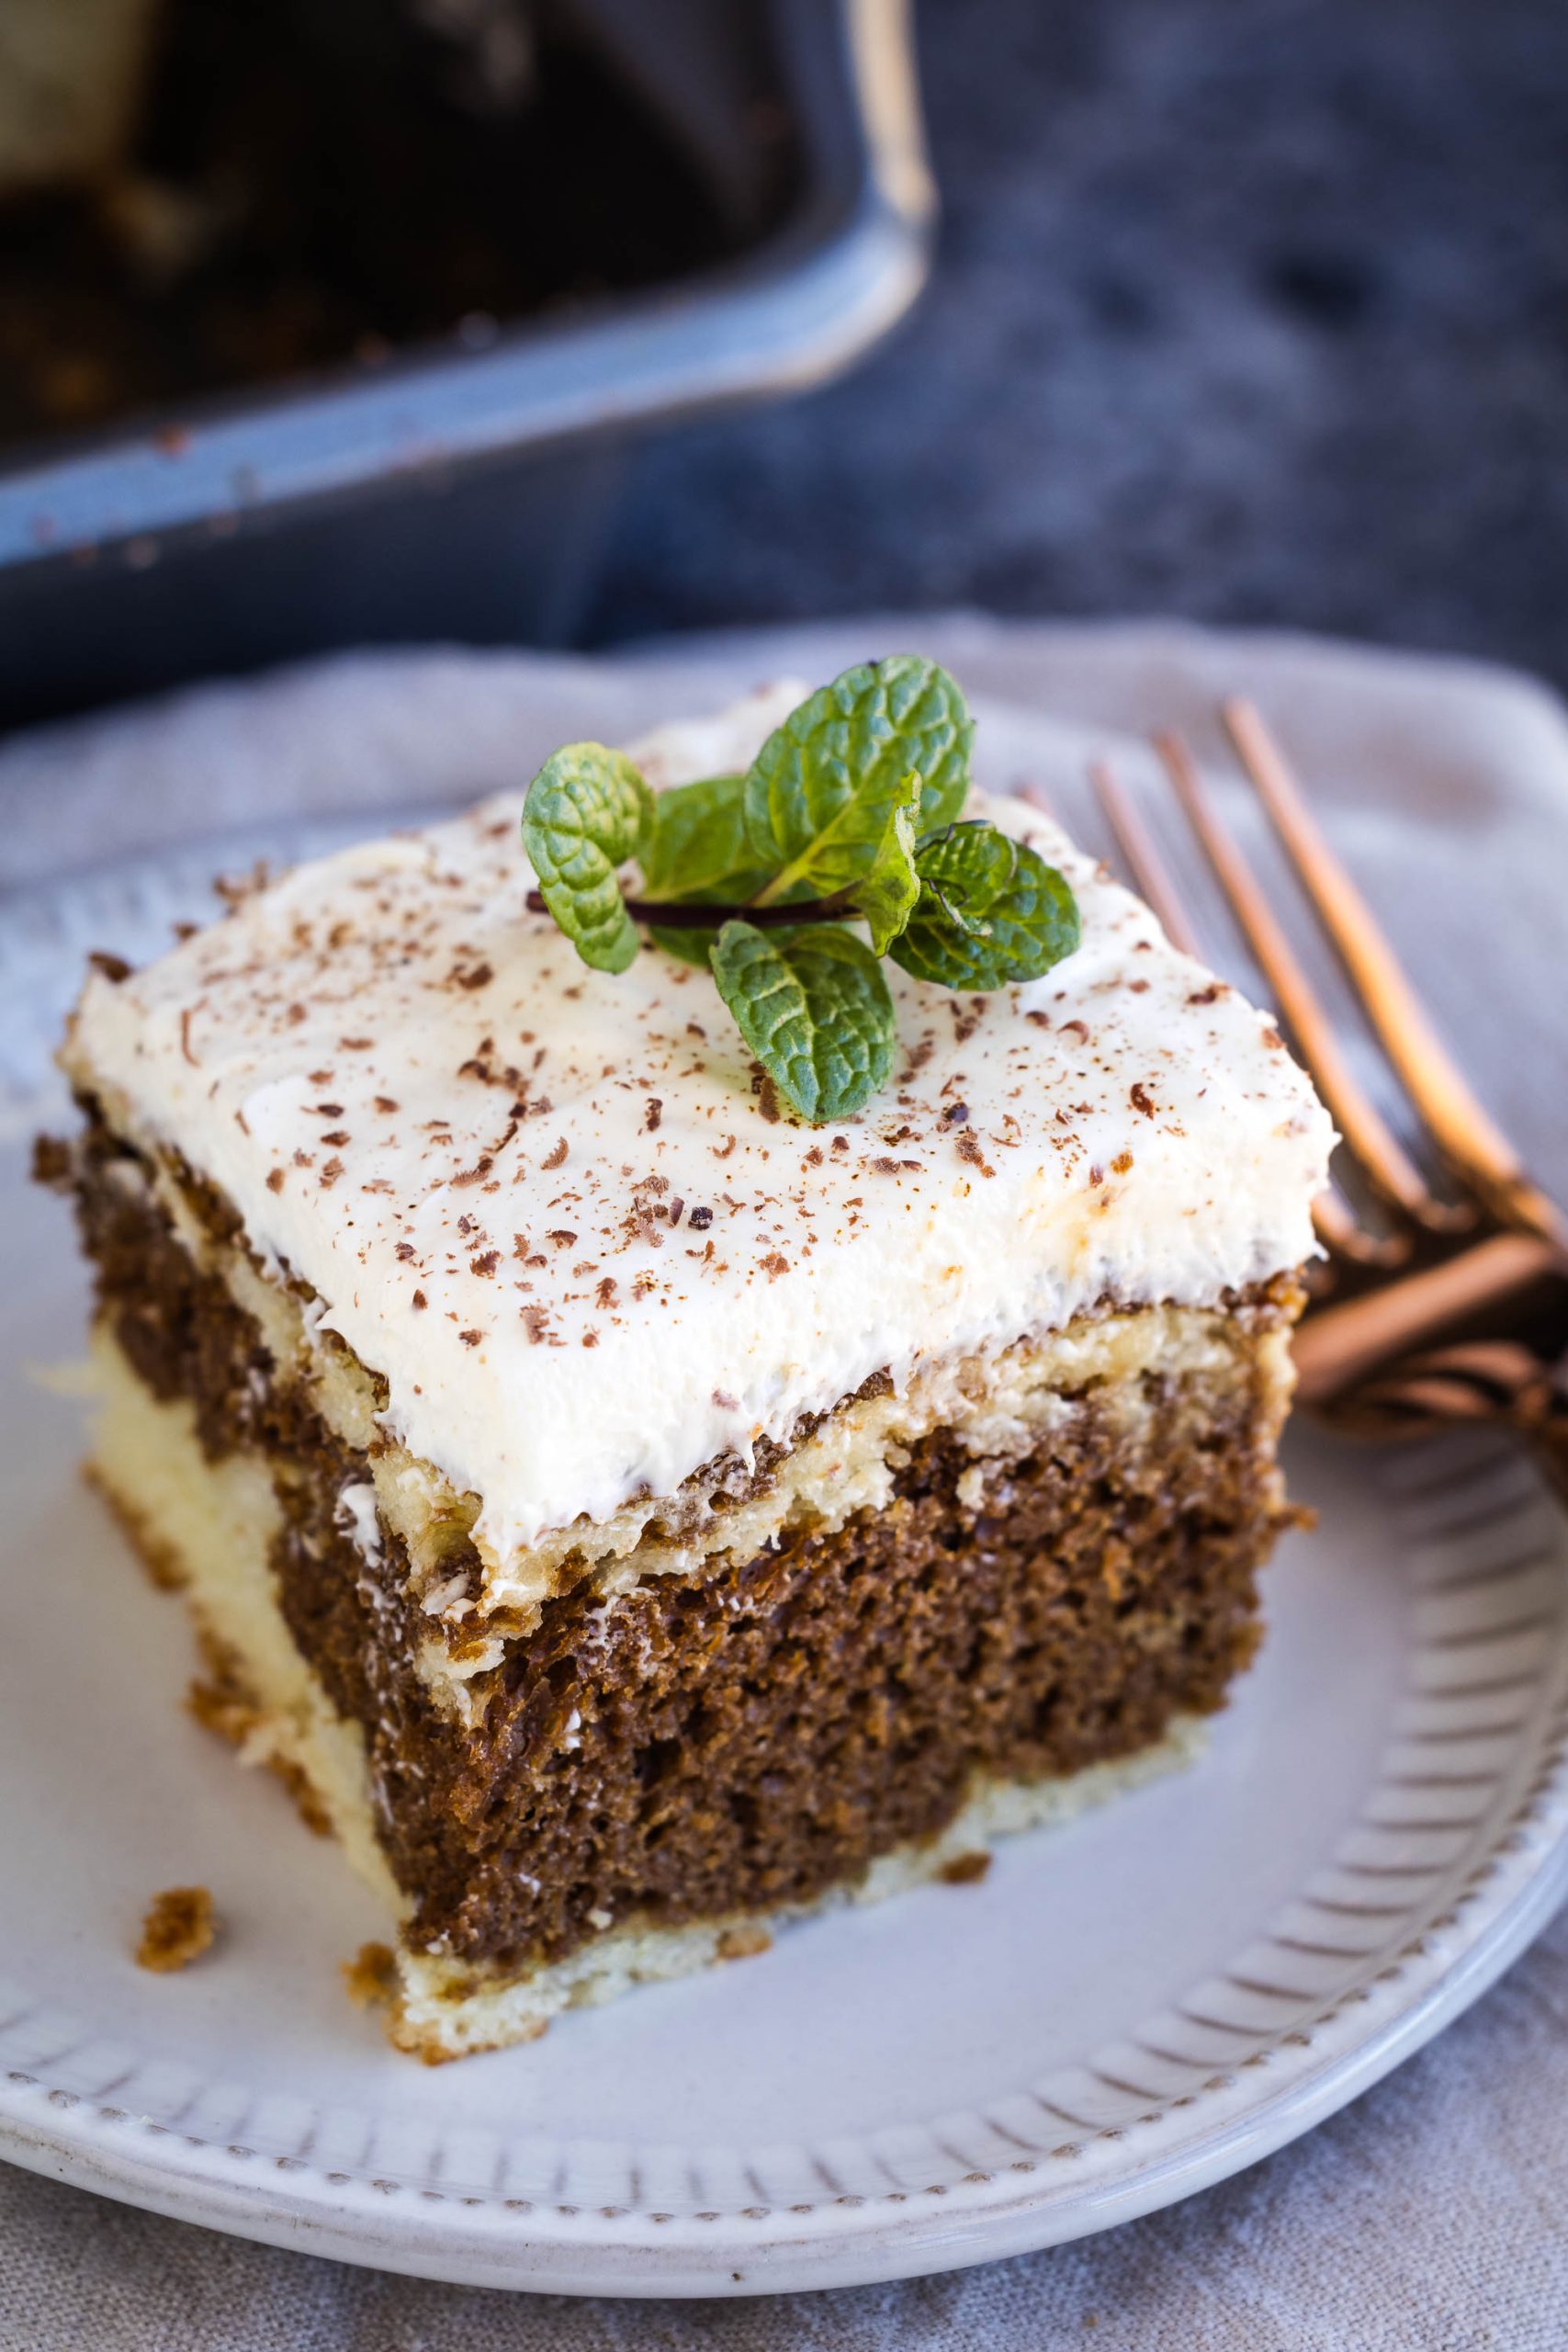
[51,1116,1299,1980]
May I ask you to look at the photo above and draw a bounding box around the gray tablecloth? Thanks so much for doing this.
[5,616,1567,2350]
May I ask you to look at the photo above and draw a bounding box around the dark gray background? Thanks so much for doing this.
[587,0,1568,685]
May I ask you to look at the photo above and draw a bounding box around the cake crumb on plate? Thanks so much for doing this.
[135,1885,217,1973]
[341,1940,399,2009]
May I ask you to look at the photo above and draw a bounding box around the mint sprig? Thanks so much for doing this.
[520,658,1080,1123]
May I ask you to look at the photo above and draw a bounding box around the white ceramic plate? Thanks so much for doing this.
[3,829,1567,2297]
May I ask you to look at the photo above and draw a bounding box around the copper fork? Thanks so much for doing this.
[1088,706,1568,1502]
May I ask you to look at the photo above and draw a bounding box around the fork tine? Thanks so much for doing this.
[1309,1182,1409,1269]
[1292,1233,1561,1404]
[1089,758,1201,957]
[1090,754,1403,1268]
[1223,699,1567,1250]
[1154,730,1466,1234]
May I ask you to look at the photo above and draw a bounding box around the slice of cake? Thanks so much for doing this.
[44,669,1332,2060]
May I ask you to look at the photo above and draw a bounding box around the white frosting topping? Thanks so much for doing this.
[70,683,1333,1561]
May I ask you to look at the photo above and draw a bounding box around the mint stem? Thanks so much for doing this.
[525,887,857,933]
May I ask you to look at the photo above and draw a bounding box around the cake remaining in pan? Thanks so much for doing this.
[45,678,1331,2059]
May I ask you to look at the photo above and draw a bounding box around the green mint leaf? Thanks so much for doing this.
[890,821,1081,990]
[847,782,920,953]
[522,742,653,974]
[752,746,923,912]
[641,774,755,896]
[710,921,896,1124]
[744,656,973,887]
[641,773,774,967]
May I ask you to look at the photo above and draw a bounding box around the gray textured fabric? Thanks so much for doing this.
[4,616,1565,2348]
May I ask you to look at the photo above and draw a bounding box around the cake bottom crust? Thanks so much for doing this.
[88,1325,1207,2061]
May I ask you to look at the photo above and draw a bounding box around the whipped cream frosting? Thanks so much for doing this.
[69,681,1334,1560]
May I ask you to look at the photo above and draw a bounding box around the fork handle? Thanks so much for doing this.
[1327,1341,1568,1511]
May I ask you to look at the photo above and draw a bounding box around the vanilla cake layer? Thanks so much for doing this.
[47,680,1330,2056]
